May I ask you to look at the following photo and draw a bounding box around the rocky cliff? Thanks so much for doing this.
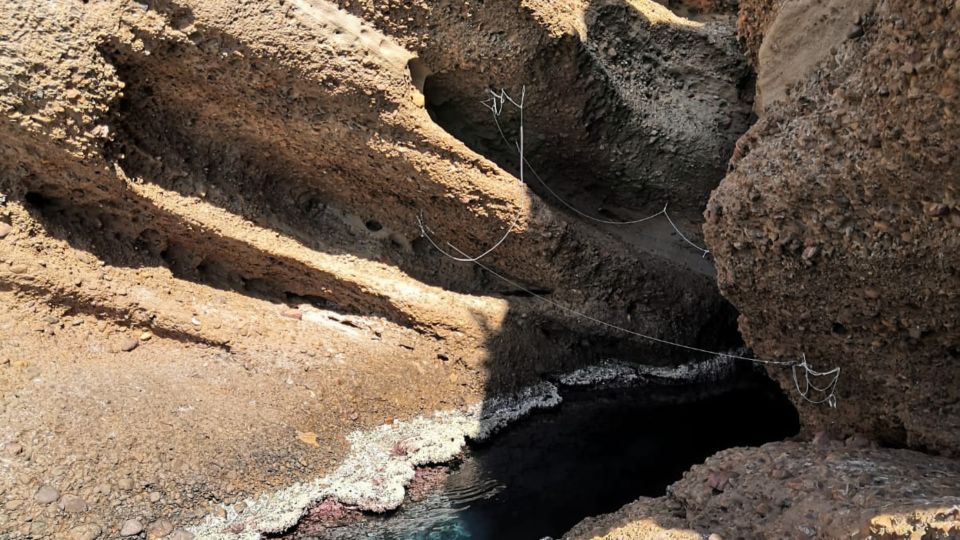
[706,0,960,456]
[0,0,750,537]
[3,0,958,538]
[565,0,960,538]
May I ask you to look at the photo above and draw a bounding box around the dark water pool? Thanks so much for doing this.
[302,368,798,540]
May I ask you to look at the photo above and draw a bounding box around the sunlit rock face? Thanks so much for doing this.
[705,0,960,455]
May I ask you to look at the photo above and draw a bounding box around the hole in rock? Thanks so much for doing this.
[23,191,54,209]
[278,365,799,540]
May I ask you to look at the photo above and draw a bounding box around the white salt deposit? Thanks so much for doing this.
[188,382,561,539]
[190,353,738,539]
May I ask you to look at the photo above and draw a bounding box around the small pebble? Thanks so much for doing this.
[2,442,23,456]
[0,223,11,239]
[925,202,949,217]
[59,494,89,513]
[145,519,173,539]
[148,491,161,503]
[119,337,139,352]
[140,331,152,341]
[118,478,134,490]
[9,264,28,274]
[168,530,195,540]
[120,519,143,536]
[281,308,302,320]
[34,485,60,504]
[69,524,102,540]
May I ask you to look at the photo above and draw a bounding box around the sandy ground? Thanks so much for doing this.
[0,273,484,539]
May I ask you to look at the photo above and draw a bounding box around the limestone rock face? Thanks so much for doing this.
[705,0,960,455]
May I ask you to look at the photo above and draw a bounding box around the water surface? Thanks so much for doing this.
[307,368,798,540]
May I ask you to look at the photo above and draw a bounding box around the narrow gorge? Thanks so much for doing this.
[0,1,957,539]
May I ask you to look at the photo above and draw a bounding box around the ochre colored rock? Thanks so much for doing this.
[706,0,960,455]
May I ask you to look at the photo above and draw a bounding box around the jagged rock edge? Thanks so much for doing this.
[188,356,728,539]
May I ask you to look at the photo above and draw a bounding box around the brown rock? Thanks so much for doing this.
[58,494,89,513]
[0,223,11,239]
[168,530,195,540]
[119,519,143,536]
[706,0,960,458]
[2,442,23,456]
[119,337,139,352]
[707,471,730,492]
[564,442,960,540]
[145,519,173,540]
[281,308,302,320]
[925,202,949,217]
[68,524,102,540]
[34,485,59,504]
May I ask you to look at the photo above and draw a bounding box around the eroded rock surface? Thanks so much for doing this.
[565,1,960,539]
[336,0,754,217]
[0,0,746,537]
[706,0,960,455]
[564,440,960,539]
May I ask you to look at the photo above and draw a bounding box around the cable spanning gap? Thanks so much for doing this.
[793,354,842,406]
[416,88,527,263]
[416,87,841,407]
[417,219,840,407]
[485,88,711,259]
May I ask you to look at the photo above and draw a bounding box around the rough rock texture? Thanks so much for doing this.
[564,1,960,538]
[705,0,960,455]
[336,0,754,217]
[0,0,749,537]
[564,440,960,539]
[735,0,784,69]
